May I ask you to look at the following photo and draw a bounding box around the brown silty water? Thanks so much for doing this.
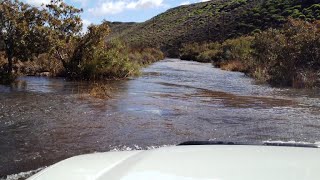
[1,59,320,178]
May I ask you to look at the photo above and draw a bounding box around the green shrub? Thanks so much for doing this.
[64,23,163,80]
[180,42,206,61]
[251,19,320,87]
[179,19,320,88]
[196,48,220,63]
[221,36,253,61]
[180,36,253,69]
[78,40,141,80]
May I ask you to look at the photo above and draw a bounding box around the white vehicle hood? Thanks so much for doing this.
[28,145,320,180]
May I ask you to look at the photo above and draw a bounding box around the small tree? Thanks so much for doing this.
[0,0,48,74]
[66,22,141,80]
[69,22,110,67]
[45,0,83,68]
[66,22,111,79]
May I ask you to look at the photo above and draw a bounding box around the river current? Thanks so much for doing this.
[1,59,320,179]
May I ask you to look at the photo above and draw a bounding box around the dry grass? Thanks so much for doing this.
[220,60,247,72]
[75,83,114,100]
[89,83,113,99]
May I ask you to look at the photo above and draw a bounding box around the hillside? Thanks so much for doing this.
[107,0,320,57]
[105,21,137,41]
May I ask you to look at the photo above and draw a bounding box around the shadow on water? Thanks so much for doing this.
[1,59,320,179]
[156,82,298,109]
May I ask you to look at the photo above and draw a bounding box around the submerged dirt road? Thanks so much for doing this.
[1,59,320,178]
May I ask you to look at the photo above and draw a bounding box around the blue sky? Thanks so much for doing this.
[23,0,209,30]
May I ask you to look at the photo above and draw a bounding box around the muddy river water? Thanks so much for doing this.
[1,59,320,178]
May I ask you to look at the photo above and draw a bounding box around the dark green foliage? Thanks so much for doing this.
[240,0,320,32]
[0,71,16,85]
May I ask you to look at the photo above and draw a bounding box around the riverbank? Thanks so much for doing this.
[0,46,164,84]
[179,19,320,88]
[0,1,164,85]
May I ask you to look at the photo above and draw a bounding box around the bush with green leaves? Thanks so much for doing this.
[251,19,320,87]
[179,19,320,88]
[180,43,205,61]
[64,22,164,80]
[64,23,135,80]
[180,36,253,66]
[219,36,253,62]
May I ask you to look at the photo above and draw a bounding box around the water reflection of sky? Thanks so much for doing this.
[19,77,65,93]
[0,74,139,94]
[0,77,89,94]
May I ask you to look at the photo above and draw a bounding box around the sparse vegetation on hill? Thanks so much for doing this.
[108,0,320,57]
[106,21,137,41]
[237,0,320,34]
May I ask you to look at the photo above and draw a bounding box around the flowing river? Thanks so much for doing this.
[1,59,320,179]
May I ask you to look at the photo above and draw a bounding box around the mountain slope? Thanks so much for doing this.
[106,21,137,41]
[108,0,320,57]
